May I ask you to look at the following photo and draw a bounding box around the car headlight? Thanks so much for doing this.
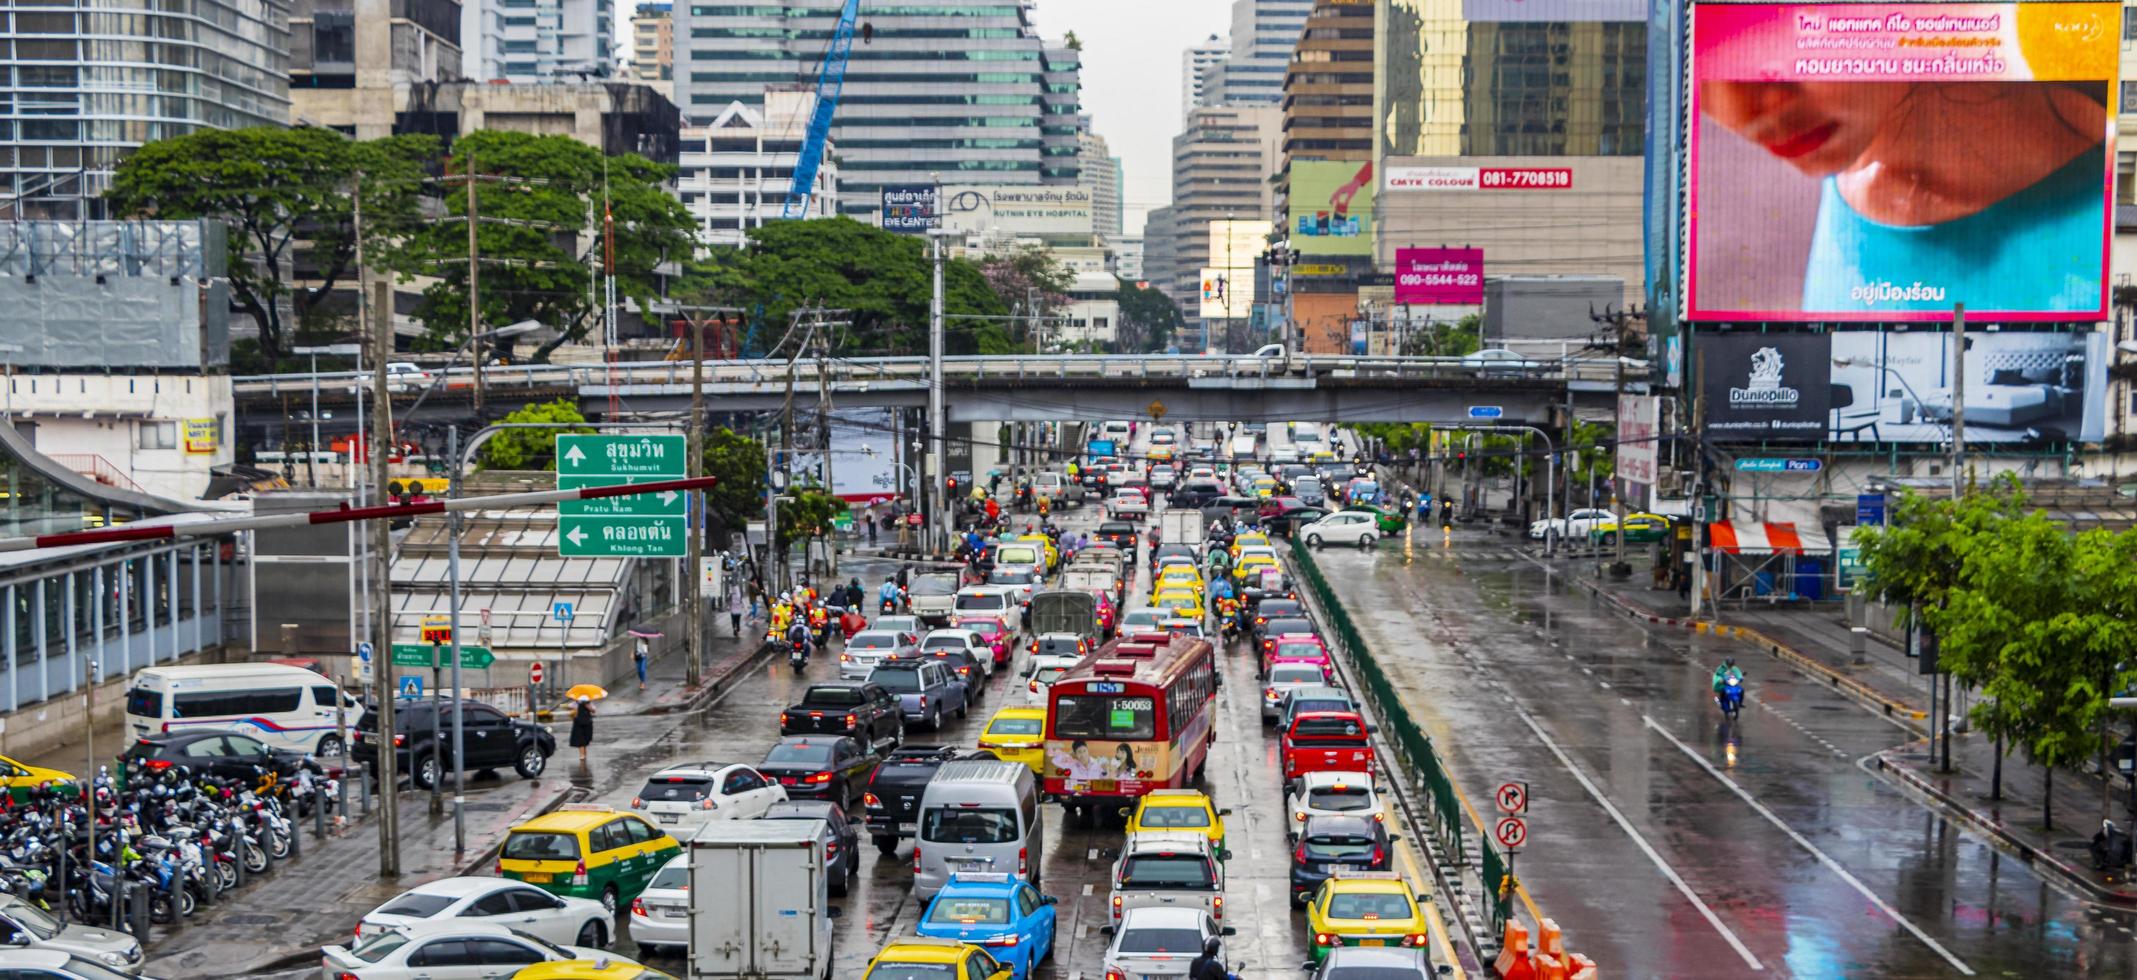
[99,951,128,966]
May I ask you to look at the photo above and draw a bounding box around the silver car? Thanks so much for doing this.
[842,629,919,680]
[0,896,143,974]
[626,852,691,956]
[1102,906,1231,979]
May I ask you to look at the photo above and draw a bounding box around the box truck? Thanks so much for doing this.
[688,821,836,979]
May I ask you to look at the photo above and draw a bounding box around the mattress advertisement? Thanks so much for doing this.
[1686,2,2118,322]
[1699,328,2108,443]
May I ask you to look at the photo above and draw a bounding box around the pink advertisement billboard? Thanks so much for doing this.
[1687,3,2118,322]
[1395,247,1485,305]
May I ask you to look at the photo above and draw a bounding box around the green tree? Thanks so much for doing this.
[105,127,437,366]
[703,427,768,541]
[406,131,698,356]
[777,489,848,549]
[1397,312,1484,357]
[1116,279,1184,352]
[684,218,1013,353]
[977,243,1073,350]
[476,399,592,470]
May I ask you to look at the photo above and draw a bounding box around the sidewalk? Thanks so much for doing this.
[1572,562,2137,905]
[153,774,580,977]
[600,623,765,717]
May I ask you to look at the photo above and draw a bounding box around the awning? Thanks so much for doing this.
[1707,521,1833,556]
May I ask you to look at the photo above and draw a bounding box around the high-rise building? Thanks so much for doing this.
[679,88,836,250]
[676,2,1078,218]
[290,0,464,140]
[631,2,673,90]
[1181,34,1228,123]
[1112,234,1143,283]
[1077,124,1122,240]
[1160,103,1281,328]
[1204,0,1313,108]
[1280,0,1373,171]
[0,0,294,219]
[462,0,611,82]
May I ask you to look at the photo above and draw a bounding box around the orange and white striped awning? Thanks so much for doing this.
[1706,521,1832,556]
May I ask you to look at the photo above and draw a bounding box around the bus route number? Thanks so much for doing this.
[1089,682,1124,694]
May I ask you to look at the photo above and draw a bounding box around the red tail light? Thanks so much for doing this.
[918,695,928,708]
[862,792,881,807]
[1110,893,1122,919]
[572,860,588,886]
[804,771,834,784]
[1403,932,1429,947]
[143,759,173,771]
[1017,846,1028,877]
[1315,932,1340,947]
[1373,846,1385,865]
[1213,894,1225,919]
[630,797,644,808]
[779,712,790,727]
[1294,843,1308,863]
[631,898,648,916]
[912,845,922,874]
[844,713,858,729]
[393,734,405,747]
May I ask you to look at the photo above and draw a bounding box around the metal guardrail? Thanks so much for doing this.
[232,353,1644,397]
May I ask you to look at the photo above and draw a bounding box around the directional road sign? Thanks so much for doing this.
[1494,815,1528,848]
[390,643,496,670]
[556,434,689,557]
[356,642,373,664]
[1495,782,1528,815]
[1468,405,1504,420]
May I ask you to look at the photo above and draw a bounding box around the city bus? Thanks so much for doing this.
[1041,632,1218,826]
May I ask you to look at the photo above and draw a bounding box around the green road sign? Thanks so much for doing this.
[559,516,687,557]
[560,475,688,517]
[389,643,496,669]
[556,434,687,478]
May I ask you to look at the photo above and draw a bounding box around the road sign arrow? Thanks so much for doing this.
[562,444,588,466]
[565,526,587,546]
[658,490,679,506]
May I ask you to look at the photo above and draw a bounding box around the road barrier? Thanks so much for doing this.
[1291,537,1517,942]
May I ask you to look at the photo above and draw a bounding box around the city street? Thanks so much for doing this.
[1307,528,2137,978]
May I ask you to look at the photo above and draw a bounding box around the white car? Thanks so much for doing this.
[630,762,787,830]
[920,628,994,679]
[1261,661,1331,725]
[841,628,920,680]
[1102,906,1231,979]
[1528,508,1616,541]
[1024,653,1082,703]
[1118,608,1167,634]
[626,853,692,956]
[355,877,612,948]
[321,921,629,979]
[1109,488,1151,521]
[1285,770,1387,840]
[351,361,433,393]
[1461,348,1541,376]
[953,585,1023,633]
[0,950,147,980]
[1300,511,1379,548]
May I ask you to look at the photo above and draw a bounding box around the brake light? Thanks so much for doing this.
[841,654,851,663]
[631,797,644,808]
[1029,681,1038,693]
[572,860,588,886]
[1404,932,1429,947]
[1316,932,1341,947]
[631,897,648,916]
[779,712,790,727]
[336,973,361,980]
[844,713,858,729]
[1373,846,1385,864]
[1296,810,1307,823]
[1213,894,1224,919]
[913,845,922,874]
[1264,688,1281,702]
[143,759,173,771]
[1111,894,1122,919]
[393,735,405,747]
[862,792,881,808]
[805,771,834,784]
[1106,970,1126,980]
[1018,846,1028,877]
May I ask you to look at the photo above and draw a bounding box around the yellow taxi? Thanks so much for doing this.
[513,960,675,980]
[498,804,681,912]
[1016,533,1059,571]
[977,706,1046,772]
[1148,445,1175,463]
[1231,552,1280,583]
[1148,588,1206,621]
[1230,531,1272,558]
[1154,564,1204,592]
[1305,870,1432,962]
[1251,476,1279,498]
[1122,788,1232,859]
[1590,512,1672,545]
[862,937,1016,980]
[1311,450,1338,462]
[0,755,75,802]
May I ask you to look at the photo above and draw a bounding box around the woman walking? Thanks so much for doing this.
[569,696,594,763]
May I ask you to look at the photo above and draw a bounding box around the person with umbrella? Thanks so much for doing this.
[566,687,603,763]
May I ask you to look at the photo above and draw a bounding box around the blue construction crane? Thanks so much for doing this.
[782,0,860,219]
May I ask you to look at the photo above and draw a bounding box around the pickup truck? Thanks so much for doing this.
[1109,832,1226,923]
[866,659,969,731]
[779,682,905,752]
[1280,710,1377,787]
[860,744,997,854]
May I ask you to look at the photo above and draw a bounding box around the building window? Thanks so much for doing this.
[137,422,177,451]
[2120,151,2136,206]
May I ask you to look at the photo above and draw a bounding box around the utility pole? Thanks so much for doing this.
[815,323,836,577]
[361,170,402,878]
[687,312,705,686]
[1944,302,1965,774]
[467,153,483,419]
[1690,346,1709,620]
[928,231,948,555]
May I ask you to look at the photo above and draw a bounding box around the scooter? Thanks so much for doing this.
[1717,674,1745,718]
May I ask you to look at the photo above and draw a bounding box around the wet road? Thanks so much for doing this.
[1309,531,2137,978]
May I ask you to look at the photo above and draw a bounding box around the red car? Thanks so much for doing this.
[955,615,1014,666]
[1281,710,1376,783]
[1263,633,1332,680]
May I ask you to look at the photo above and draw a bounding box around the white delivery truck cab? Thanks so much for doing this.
[689,820,836,980]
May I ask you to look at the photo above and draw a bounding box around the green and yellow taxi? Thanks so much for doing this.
[1148,587,1206,622]
[1251,476,1279,498]
[0,755,75,801]
[1121,788,1232,859]
[1304,870,1432,962]
[1341,504,1407,536]
[498,804,682,913]
[1154,564,1205,593]
[1231,552,1280,584]
[1230,531,1272,558]
[977,706,1047,773]
[512,960,676,980]
[1016,533,1059,571]
[1590,512,1672,545]
[862,937,1016,980]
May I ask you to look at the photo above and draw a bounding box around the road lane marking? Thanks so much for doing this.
[1082,883,1093,896]
[1645,714,1977,976]
[1396,832,1470,980]
[1514,709,1766,971]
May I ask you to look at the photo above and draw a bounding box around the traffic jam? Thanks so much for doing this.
[312,420,1451,980]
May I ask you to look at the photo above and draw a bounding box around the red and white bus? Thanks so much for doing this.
[1042,631,1218,824]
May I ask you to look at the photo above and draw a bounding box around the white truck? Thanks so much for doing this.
[688,821,837,980]
[1159,509,1206,547]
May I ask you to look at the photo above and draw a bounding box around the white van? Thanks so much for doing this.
[125,663,365,756]
[912,760,1043,900]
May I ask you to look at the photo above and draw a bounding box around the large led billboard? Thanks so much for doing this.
[1289,161,1375,257]
[1687,3,2118,322]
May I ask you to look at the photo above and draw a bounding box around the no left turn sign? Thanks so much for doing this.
[1494,816,1528,849]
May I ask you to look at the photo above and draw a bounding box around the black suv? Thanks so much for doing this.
[124,731,308,786]
[351,697,556,789]
[780,682,904,751]
[1169,480,1226,510]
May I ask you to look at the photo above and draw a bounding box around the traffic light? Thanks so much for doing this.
[946,476,959,495]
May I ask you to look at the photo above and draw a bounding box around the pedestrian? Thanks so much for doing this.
[633,636,649,691]
[867,507,879,545]
[728,579,746,636]
[569,696,594,763]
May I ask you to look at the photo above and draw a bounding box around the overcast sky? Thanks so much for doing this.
[1032,0,1233,238]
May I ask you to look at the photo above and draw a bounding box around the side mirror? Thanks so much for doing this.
[1389,834,1401,843]
[1099,925,1116,936]
[1365,723,1379,735]
[1117,807,1132,818]
[826,906,843,919]
[1041,895,1059,905]
[1220,925,1237,936]
[1217,808,1232,817]
[1,932,26,946]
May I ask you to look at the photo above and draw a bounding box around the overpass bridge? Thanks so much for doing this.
[233,353,1646,429]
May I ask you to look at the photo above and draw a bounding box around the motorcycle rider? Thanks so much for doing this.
[1187,936,1229,980]
[1711,658,1744,698]
[878,576,902,613]
[785,617,812,664]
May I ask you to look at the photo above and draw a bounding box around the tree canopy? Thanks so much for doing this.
[1115,279,1183,352]
[476,399,593,470]
[703,427,769,541]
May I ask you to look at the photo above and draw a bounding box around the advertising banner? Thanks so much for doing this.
[1687,2,2118,322]
[1615,395,1660,488]
[1206,219,1271,272]
[1464,0,1644,21]
[1700,328,2108,442]
[1199,268,1250,320]
[937,185,1093,238]
[182,418,219,454]
[1384,166,1573,192]
[879,185,938,233]
[1289,161,1375,257]
[1395,247,1485,304]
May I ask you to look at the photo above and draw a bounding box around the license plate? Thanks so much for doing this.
[780,777,797,786]
[1361,939,1386,947]
[656,813,678,824]
[520,872,553,883]
[897,822,917,833]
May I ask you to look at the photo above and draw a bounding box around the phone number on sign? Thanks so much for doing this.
[1479,168,1572,189]
[1399,273,1480,287]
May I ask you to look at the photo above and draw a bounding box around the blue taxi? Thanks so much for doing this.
[914,873,1059,979]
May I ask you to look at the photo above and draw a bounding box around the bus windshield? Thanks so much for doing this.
[1053,694,1157,740]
